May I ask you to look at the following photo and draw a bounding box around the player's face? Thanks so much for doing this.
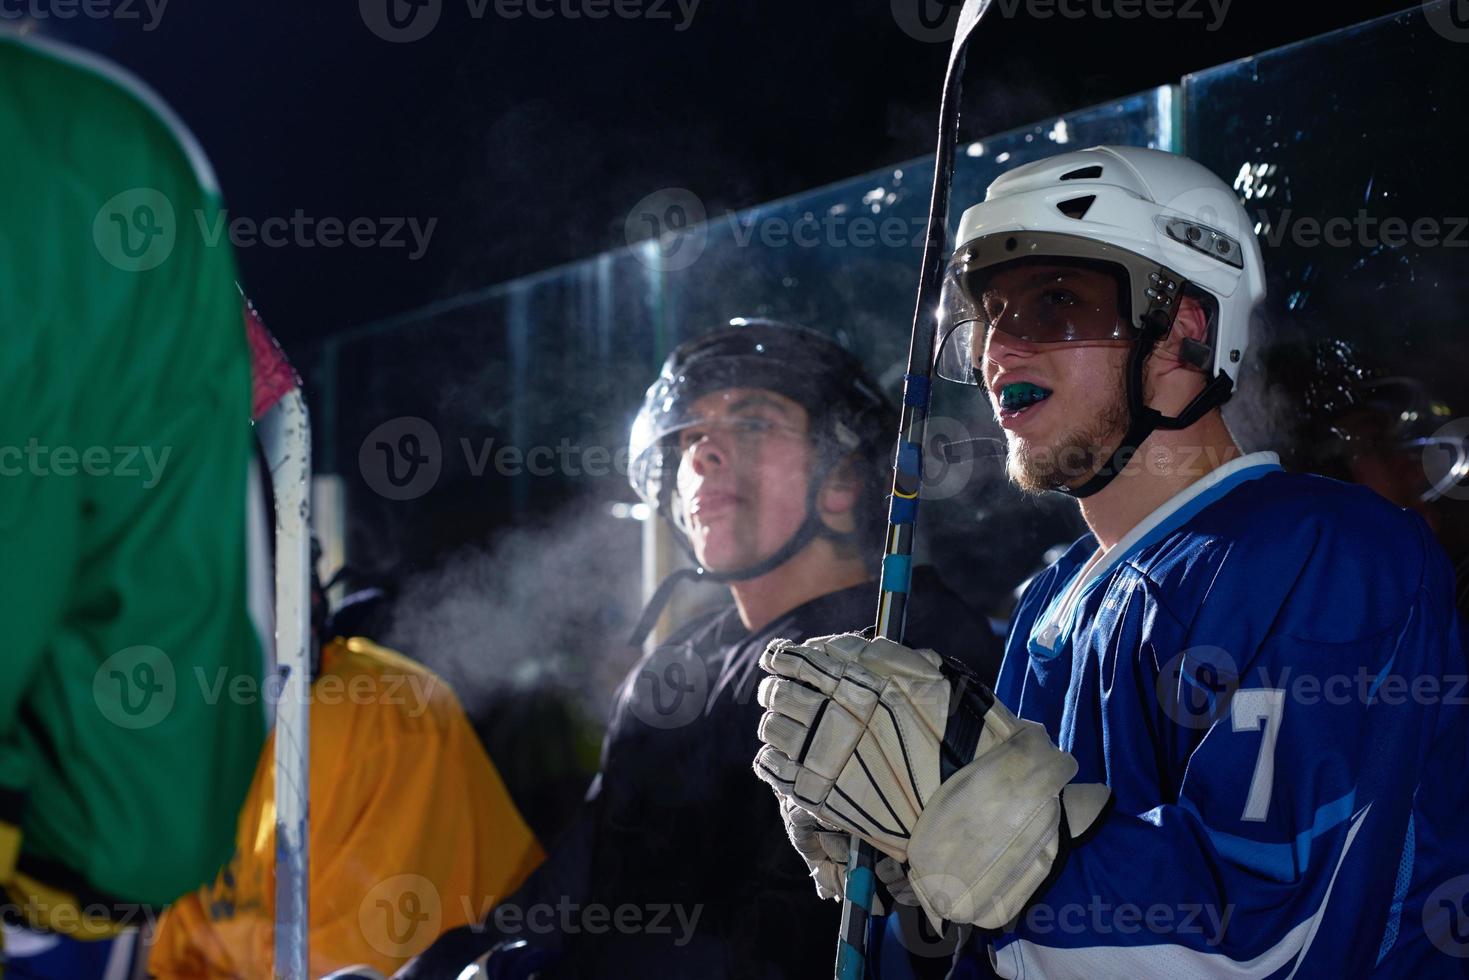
[977,263,1133,493]
[674,388,814,573]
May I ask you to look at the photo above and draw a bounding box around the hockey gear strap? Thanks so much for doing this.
[1060,308,1235,499]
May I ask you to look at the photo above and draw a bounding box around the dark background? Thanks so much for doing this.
[27,0,1416,357]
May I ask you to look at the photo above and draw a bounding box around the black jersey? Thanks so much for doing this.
[403,567,1000,979]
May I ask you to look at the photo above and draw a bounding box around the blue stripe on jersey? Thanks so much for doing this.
[1376,807,1416,964]
[1178,788,1357,882]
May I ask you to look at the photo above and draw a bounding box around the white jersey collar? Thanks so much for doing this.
[1032,451,1282,653]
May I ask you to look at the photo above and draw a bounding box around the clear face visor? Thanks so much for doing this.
[628,385,811,528]
[935,231,1185,386]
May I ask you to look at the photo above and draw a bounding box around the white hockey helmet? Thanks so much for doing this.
[936,146,1267,496]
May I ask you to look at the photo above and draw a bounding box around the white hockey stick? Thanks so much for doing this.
[250,301,313,980]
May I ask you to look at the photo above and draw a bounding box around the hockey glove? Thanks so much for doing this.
[753,633,1111,930]
[779,795,916,914]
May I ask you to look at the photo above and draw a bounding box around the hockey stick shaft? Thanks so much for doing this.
[259,389,313,980]
[836,3,991,976]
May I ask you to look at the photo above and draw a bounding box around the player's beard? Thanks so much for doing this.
[1007,360,1132,494]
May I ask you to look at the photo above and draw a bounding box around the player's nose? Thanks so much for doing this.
[982,327,1043,382]
[686,433,727,475]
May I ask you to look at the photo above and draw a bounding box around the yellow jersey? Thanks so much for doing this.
[149,637,544,978]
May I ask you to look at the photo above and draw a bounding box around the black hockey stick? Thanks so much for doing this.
[836,2,993,977]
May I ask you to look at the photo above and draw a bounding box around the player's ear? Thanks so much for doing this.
[817,455,860,526]
[1171,295,1210,350]
[1153,294,1211,381]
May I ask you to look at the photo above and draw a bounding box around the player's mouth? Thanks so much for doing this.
[690,490,741,521]
[996,381,1053,428]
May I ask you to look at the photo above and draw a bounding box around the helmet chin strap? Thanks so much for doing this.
[1057,309,1235,500]
[627,454,851,647]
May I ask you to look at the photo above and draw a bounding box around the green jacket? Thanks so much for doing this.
[0,34,264,908]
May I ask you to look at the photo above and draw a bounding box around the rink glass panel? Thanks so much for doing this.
[309,1,1469,739]
[312,88,1173,637]
[1184,3,1469,478]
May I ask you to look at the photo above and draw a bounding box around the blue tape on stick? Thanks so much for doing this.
[882,554,913,594]
[836,941,866,980]
[896,442,921,478]
[845,865,876,907]
[889,494,918,525]
[903,373,932,407]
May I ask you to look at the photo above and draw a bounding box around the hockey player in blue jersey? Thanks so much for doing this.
[753,145,1469,978]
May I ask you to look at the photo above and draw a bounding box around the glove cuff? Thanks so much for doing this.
[1061,783,1112,845]
[904,723,1112,931]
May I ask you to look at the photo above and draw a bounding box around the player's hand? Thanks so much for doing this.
[779,795,915,915]
[753,633,1111,930]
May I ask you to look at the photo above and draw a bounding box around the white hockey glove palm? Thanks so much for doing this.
[753,633,1111,930]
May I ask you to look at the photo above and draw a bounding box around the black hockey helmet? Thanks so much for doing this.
[629,318,896,561]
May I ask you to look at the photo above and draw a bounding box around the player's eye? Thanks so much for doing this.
[677,427,707,452]
[1039,287,1080,308]
[730,416,776,435]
